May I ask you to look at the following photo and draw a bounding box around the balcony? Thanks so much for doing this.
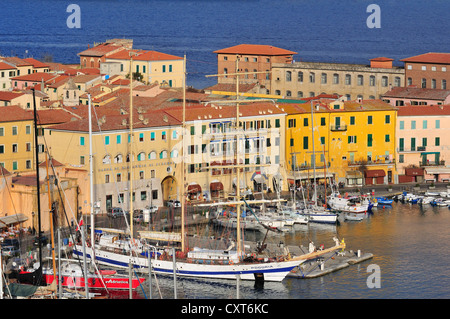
[419,160,445,167]
[397,147,425,153]
[330,125,347,131]
[348,159,395,166]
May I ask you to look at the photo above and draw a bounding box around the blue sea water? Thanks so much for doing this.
[1,0,449,89]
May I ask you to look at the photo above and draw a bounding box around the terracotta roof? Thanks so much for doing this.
[78,43,126,57]
[0,91,24,101]
[164,102,285,122]
[35,109,79,125]
[23,58,50,69]
[48,110,181,132]
[39,158,64,168]
[214,44,297,56]
[0,61,16,70]
[370,57,394,62]
[11,72,58,82]
[204,83,258,93]
[400,52,450,64]
[0,105,34,122]
[1,57,32,67]
[107,49,183,61]
[0,166,11,177]
[382,87,450,100]
[397,104,450,116]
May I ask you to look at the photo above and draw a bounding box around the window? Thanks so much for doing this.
[399,121,404,130]
[105,174,110,183]
[399,154,404,163]
[26,125,31,134]
[411,120,416,129]
[350,116,355,125]
[114,154,123,163]
[12,161,18,171]
[320,136,325,145]
[385,115,390,124]
[116,135,121,144]
[435,137,440,146]
[303,118,308,127]
[162,65,166,73]
[368,75,375,86]
[297,91,303,98]
[275,119,280,128]
[290,138,294,147]
[421,78,426,88]
[421,66,427,71]
[103,155,111,164]
[151,132,155,141]
[407,77,412,86]
[12,126,18,136]
[431,79,436,89]
[333,73,339,84]
[80,136,85,146]
[422,137,427,147]
[321,73,327,84]
[443,67,447,72]
[394,77,401,87]
[442,80,447,90]
[0,128,3,136]
[137,152,145,161]
[105,136,110,145]
[190,126,195,135]
[367,134,373,147]
[399,138,404,151]
[80,156,85,165]
[303,136,308,149]
[348,136,357,144]
[116,173,122,182]
[298,71,303,82]
[223,68,228,77]
[162,131,166,140]
[26,160,31,169]
[288,119,296,128]
[423,120,427,129]
[286,71,292,82]
[26,142,31,152]
[148,151,156,160]
[436,120,440,129]
[275,90,281,95]
[320,117,326,126]
[357,75,363,86]
[160,150,167,159]
[139,133,144,142]
[385,134,390,142]
[368,115,373,124]
[411,137,416,151]
[169,65,172,72]
[345,74,351,85]
[381,76,388,87]
[286,90,291,97]
[12,144,18,153]
[309,72,315,83]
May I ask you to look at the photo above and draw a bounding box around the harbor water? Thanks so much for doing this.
[127,201,450,299]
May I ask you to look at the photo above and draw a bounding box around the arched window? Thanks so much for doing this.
[286,71,292,82]
[137,152,145,161]
[309,72,315,83]
[160,150,167,159]
[148,151,157,160]
[170,149,179,158]
[102,155,111,164]
[114,154,123,163]
[298,71,303,82]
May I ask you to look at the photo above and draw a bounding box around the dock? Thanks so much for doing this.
[287,248,373,279]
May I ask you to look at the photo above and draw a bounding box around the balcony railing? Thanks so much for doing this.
[330,125,347,131]
[397,147,424,153]
[419,160,445,167]
[348,159,395,166]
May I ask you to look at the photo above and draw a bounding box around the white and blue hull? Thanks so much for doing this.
[73,245,303,282]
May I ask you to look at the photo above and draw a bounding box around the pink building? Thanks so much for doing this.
[10,72,58,90]
[396,105,450,183]
[382,86,450,106]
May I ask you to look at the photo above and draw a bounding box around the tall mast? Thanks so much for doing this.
[88,94,95,257]
[181,55,186,252]
[235,56,242,255]
[129,54,134,241]
[32,88,43,271]
[45,151,57,294]
[310,100,317,206]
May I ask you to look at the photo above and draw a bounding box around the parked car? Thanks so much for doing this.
[33,235,48,247]
[107,207,129,218]
[167,200,181,208]
[2,245,20,257]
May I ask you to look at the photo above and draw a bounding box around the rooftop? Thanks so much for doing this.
[382,87,450,100]
[397,104,450,116]
[400,52,450,64]
[214,44,297,56]
[78,42,127,57]
[0,105,34,123]
[0,91,24,101]
[107,49,183,61]
[11,72,58,82]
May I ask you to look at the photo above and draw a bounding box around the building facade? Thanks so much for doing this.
[214,44,297,92]
[271,58,405,101]
[396,105,450,183]
[400,52,450,90]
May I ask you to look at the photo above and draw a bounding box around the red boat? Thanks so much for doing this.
[43,262,145,290]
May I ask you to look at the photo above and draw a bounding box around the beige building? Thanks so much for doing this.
[271,57,405,100]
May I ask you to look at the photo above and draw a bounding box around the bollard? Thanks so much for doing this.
[357,250,361,258]
[320,262,325,271]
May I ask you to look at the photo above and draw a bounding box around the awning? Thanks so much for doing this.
[210,181,224,191]
[346,170,363,178]
[364,169,386,178]
[187,184,202,193]
[425,167,450,175]
[405,168,424,176]
[0,213,28,227]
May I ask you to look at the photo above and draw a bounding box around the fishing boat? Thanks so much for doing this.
[375,197,393,205]
[42,261,145,290]
[328,192,371,213]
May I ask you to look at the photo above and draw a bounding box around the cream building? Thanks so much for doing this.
[271,57,405,101]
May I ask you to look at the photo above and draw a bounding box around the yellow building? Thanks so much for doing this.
[105,49,184,87]
[0,105,35,173]
[284,99,397,186]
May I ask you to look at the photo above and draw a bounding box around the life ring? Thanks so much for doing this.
[229,260,233,265]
